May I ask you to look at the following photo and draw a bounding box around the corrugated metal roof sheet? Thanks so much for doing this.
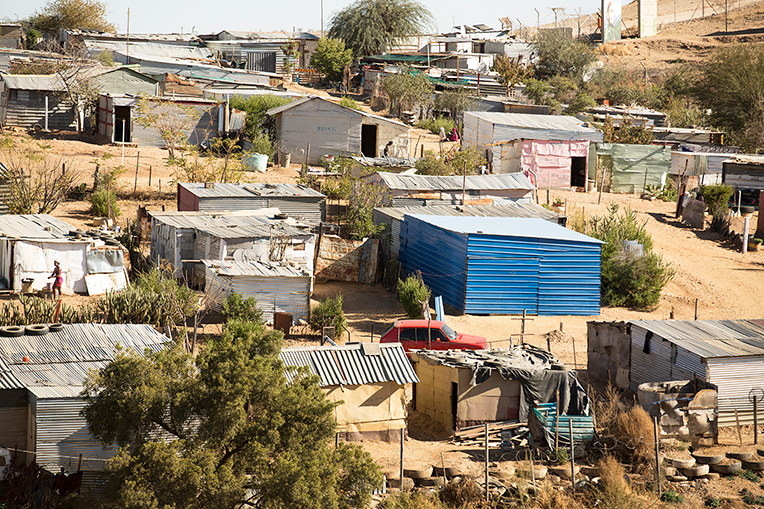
[467,112,601,134]
[197,222,307,239]
[0,214,77,239]
[218,30,318,40]
[0,74,66,91]
[0,324,170,397]
[408,216,602,244]
[265,96,409,128]
[375,203,561,222]
[149,210,307,231]
[375,171,535,191]
[179,182,326,199]
[280,343,419,387]
[630,319,764,359]
[202,259,309,277]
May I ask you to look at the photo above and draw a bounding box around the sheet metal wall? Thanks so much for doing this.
[204,268,310,323]
[399,215,468,313]
[707,357,764,427]
[722,162,764,191]
[32,397,117,474]
[192,196,325,223]
[596,143,671,193]
[1,89,75,130]
[629,325,707,392]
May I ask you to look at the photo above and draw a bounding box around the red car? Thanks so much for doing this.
[379,320,487,352]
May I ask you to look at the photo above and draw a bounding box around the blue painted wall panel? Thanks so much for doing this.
[536,238,601,316]
[465,256,539,314]
[400,215,468,312]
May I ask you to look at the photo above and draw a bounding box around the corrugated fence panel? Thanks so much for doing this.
[708,357,764,427]
[198,197,270,212]
[465,256,538,314]
[35,398,117,474]
[536,238,601,316]
[401,215,468,313]
[268,198,324,224]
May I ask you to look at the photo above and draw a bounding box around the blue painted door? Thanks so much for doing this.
[465,256,540,314]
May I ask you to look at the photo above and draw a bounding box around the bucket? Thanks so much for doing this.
[243,153,268,173]
[280,152,291,167]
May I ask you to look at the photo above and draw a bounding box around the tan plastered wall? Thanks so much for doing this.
[413,358,459,431]
[323,382,407,434]
[457,369,521,424]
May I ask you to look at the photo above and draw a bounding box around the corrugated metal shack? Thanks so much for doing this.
[366,172,535,207]
[399,215,602,315]
[411,346,588,432]
[723,155,764,191]
[596,319,764,428]
[280,342,419,441]
[462,112,603,152]
[96,94,221,146]
[0,214,125,294]
[0,74,75,130]
[202,30,319,72]
[203,260,311,323]
[267,96,411,164]
[177,182,326,223]
[595,143,671,194]
[149,210,315,287]
[671,151,729,186]
[90,67,159,96]
[0,324,169,483]
[373,203,565,267]
[489,139,592,188]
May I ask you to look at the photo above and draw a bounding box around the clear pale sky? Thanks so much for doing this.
[5,0,611,37]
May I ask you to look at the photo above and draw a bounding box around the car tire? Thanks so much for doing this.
[0,326,24,337]
[25,324,49,336]
[48,323,64,333]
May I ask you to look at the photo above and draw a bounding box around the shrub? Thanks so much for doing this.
[445,146,487,173]
[321,175,354,200]
[397,276,431,319]
[309,294,347,335]
[339,96,361,110]
[699,184,734,215]
[415,116,455,136]
[229,94,292,142]
[710,207,731,235]
[246,135,275,162]
[222,293,263,324]
[587,455,652,509]
[380,491,446,509]
[739,470,761,483]
[89,188,120,217]
[610,405,654,468]
[414,151,450,175]
[660,490,684,503]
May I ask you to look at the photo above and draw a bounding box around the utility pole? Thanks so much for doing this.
[126,8,130,65]
[551,7,565,27]
[534,8,540,33]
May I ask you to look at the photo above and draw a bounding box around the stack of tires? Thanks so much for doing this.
[0,323,64,337]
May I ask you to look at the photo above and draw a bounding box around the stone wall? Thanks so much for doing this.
[587,321,631,390]
[638,380,718,445]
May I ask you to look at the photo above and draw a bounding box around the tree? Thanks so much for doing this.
[81,313,382,508]
[0,135,80,214]
[491,55,533,97]
[327,0,434,57]
[532,30,595,84]
[310,37,353,82]
[381,69,433,119]
[602,116,654,144]
[434,86,477,126]
[692,44,764,150]
[133,97,202,157]
[30,0,116,33]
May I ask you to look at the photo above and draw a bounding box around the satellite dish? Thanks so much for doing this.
[477,62,489,74]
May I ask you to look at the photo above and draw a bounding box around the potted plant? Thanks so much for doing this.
[551,198,565,214]
[749,237,763,251]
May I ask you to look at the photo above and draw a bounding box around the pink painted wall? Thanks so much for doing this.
[521,140,589,189]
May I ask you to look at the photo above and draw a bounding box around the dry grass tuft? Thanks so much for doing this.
[439,478,489,509]
[610,405,654,468]
[379,491,446,509]
[600,42,633,56]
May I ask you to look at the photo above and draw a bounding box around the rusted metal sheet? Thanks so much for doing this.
[314,236,378,283]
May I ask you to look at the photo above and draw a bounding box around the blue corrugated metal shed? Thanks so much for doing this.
[400,216,602,316]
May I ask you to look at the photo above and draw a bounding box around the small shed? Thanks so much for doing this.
[462,112,603,152]
[266,96,411,164]
[373,203,565,267]
[410,346,588,432]
[366,172,535,207]
[722,155,764,191]
[149,210,315,287]
[489,139,592,188]
[0,324,169,483]
[90,66,159,96]
[0,74,75,130]
[280,342,419,441]
[670,151,728,186]
[95,94,220,147]
[399,216,602,315]
[590,319,764,428]
[595,143,671,193]
[177,182,326,223]
[0,214,125,294]
[203,260,311,323]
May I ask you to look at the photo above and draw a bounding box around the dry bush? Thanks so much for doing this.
[593,383,624,431]
[379,491,446,509]
[585,455,654,509]
[440,478,489,509]
[599,42,633,56]
[534,484,575,509]
[610,405,654,469]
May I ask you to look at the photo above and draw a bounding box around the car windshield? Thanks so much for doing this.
[441,323,458,341]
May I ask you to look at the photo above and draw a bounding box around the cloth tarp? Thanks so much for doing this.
[473,367,589,423]
[14,241,88,293]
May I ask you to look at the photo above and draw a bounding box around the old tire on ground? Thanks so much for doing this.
[679,464,709,478]
[403,466,433,479]
[25,324,49,336]
[433,465,462,477]
[711,461,742,475]
[672,458,696,469]
[417,476,446,487]
[692,453,725,465]
[0,326,24,337]
[742,460,764,471]
[48,323,64,333]
[727,451,753,462]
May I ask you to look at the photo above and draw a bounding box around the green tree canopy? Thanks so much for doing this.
[327,0,434,57]
[30,0,116,33]
[381,68,434,118]
[532,30,595,84]
[310,37,353,82]
[81,305,382,508]
[692,44,764,150]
